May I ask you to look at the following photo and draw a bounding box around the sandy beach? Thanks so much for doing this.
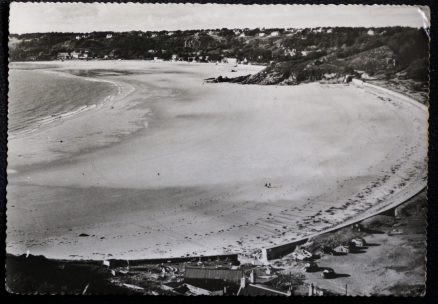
[7,60,428,260]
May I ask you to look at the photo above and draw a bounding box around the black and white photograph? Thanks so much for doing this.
[5,2,430,296]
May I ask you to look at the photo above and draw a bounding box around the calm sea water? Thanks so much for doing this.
[8,68,117,134]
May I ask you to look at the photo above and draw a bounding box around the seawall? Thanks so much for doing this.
[259,80,428,261]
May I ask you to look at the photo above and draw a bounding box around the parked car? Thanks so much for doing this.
[321,268,335,279]
[291,249,313,261]
[349,238,366,249]
[303,262,319,272]
[332,245,349,255]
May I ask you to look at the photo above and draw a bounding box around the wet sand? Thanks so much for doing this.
[7,61,428,260]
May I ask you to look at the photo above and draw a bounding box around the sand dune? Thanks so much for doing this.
[7,61,427,260]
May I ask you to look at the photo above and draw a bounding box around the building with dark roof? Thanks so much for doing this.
[184,266,243,284]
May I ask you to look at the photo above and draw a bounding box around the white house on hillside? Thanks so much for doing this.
[285,48,297,57]
[78,51,89,60]
[270,31,280,37]
[70,51,80,59]
[57,52,70,60]
[106,34,113,39]
[223,57,238,65]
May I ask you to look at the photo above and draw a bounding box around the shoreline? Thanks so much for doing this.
[7,61,265,171]
[7,61,428,261]
[8,67,133,139]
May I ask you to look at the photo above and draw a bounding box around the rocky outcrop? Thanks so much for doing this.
[211,45,410,86]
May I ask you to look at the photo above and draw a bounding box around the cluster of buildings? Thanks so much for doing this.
[57,50,90,60]
[256,31,280,38]
[103,227,370,296]
[160,55,246,65]
[57,27,370,63]
[182,266,292,296]
[75,33,113,40]
[56,49,246,64]
[179,264,329,296]
[205,28,283,38]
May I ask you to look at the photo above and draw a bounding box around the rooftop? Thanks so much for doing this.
[184,266,243,283]
[237,284,290,296]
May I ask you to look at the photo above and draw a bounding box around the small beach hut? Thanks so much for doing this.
[333,245,350,255]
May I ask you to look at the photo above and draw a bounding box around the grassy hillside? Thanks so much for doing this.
[9,27,428,85]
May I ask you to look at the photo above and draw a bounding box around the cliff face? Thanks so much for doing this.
[239,45,402,85]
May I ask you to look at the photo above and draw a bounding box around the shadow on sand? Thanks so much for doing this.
[359,227,385,234]
[349,249,367,254]
[363,243,381,247]
[327,273,351,279]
